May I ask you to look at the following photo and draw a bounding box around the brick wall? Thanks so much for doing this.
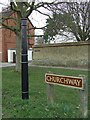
[27,20,34,48]
[0,28,2,61]
[2,22,16,61]
[0,12,34,62]
[33,41,89,68]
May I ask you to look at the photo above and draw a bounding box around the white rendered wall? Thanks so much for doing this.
[8,50,16,63]
[28,48,32,61]
[8,49,32,62]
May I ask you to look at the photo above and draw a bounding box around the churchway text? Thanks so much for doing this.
[45,74,83,89]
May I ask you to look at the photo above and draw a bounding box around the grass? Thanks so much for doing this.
[2,66,89,118]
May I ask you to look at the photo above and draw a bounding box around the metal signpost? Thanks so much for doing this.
[21,18,29,99]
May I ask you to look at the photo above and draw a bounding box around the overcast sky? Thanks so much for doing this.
[0,0,89,35]
[0,0,52,35]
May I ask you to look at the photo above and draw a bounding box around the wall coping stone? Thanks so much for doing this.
[34,41,90,48]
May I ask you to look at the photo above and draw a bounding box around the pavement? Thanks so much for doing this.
[0,62,16,68]
[0,62,89,71]
[28,64,89,71]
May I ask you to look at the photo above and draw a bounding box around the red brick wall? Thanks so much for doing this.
[0,28,2,61]
[27,20,35,48]
[2,28,16,62]
[1,12,34,62]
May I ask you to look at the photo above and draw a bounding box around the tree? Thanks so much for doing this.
[44,2,90,42]
[0,0,57,72]
[35,36,44,45]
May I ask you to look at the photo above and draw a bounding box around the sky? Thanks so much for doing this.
[0,0,89,37]
[0,0,51,35]
[0,0,89,30]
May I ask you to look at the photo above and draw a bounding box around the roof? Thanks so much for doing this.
[2,7,13,17]
[0,7,14,24]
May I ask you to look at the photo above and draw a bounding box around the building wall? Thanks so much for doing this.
[0,28,2,61]
[2,28,16,62]
[33,41,89,68]
[0,12,34,62]
[27,20,34,48]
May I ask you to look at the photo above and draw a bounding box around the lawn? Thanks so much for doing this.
[2,66,89,118]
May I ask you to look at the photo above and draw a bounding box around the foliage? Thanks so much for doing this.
[35,37,44,45]
[44,2,90,42]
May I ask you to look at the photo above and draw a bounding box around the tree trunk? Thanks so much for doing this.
[16,33,21,72]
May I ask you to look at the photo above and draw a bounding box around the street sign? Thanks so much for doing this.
[45,73,83,90]
[45,73,88,118]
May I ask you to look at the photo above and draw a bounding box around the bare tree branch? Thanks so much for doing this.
[27,34,44,38]
[27,25,47,31]
[44,2,90,42]
[35,9,51,19]
[26,1,35,17]
[35,1,56,10]
[10,2,21,13]
[1,16,17,23]
[0,22,18,34]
